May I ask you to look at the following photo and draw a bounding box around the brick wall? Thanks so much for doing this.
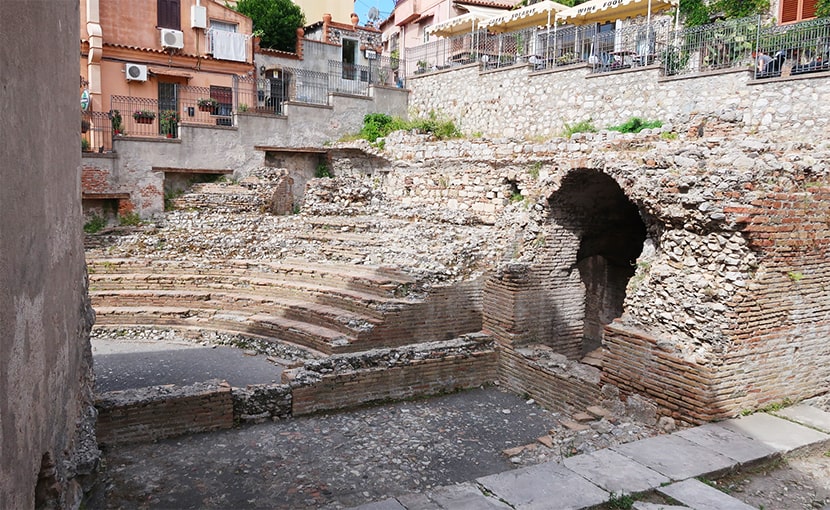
[95,381,234,445]
[498,347,600,415]
[717,186,830,414]
[602,324,718,425]
[288,335,498,416]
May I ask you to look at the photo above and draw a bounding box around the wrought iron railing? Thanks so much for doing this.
[328,59,398,95]
[81,111,113,153]
[753,16,830,78]
[661,16,759,77]
[110,96,166,138]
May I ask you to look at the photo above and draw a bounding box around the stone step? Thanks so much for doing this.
[87,258,414,298]
[89,289,381,339]
[87,273,412,320]
[93,306,354,355]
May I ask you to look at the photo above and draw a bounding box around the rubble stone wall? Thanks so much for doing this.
[1,1,100,508]
[95,381,235,445]
[407,63,828,141]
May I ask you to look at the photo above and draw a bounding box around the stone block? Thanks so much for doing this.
[563,448,670,494]
[611,434,734,481]
[477,461,608,510]
[658,479,757,510]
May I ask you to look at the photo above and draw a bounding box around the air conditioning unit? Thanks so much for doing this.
[160,28,184,49]
[125,63,148,81]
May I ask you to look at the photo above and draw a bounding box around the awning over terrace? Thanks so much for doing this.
[555,0,679,25]
[426,5,507,37]
[480,0,570,33]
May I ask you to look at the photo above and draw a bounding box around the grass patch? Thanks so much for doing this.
[609,117,663,134]
[356,111,461,143]
[562,120,597,137]
[606,492,635,509]
[661,131,678,140]
[787,271,804,282]
[83,215,106,234]
[528,161,542,180]
[118,212,142,227]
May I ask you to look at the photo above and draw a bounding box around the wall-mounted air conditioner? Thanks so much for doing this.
[161,28,184,49]
[125,63,148,81]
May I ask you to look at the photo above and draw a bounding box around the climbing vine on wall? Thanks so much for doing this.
[817,0,830,17]
[679,0,770,27]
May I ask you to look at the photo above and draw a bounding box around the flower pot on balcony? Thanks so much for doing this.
[135,116,154,124]
[198,104,213,112]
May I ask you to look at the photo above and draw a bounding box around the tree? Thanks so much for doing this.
[235,0,305,52]
[679,0,770,27]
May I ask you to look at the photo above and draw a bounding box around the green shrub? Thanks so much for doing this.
[119,212,142,226]
[609,117,663,133]
[83,215,106,234]
[357,111,460,143]
[562,120,597,137]
[315,164,332,178]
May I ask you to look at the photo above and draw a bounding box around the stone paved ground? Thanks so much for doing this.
[97,386,659,510]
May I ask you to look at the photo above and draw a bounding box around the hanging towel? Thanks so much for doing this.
[210,30,247,62]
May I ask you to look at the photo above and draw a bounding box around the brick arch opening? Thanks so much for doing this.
[549,169,647,356]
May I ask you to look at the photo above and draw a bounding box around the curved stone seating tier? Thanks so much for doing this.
[87,258,482,354]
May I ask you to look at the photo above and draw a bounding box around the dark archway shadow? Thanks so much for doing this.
[548,169,647,356]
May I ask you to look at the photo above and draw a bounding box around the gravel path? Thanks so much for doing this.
[98,387,657,510]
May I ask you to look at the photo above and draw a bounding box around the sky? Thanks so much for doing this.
[353,0,397,24]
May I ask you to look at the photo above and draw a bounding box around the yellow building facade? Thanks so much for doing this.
[294,0,356,25]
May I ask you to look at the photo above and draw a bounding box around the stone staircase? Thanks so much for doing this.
[86,175,494,355]
[87,258,457,354]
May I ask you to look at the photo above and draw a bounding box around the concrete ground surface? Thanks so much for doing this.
[92,337,284,392]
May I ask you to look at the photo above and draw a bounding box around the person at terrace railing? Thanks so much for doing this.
[752,49,773,72]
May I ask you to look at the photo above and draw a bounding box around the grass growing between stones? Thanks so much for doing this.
[84,215,106,234]
[355,111,461,144]
[608,117,663,134]
[562,120,597,137]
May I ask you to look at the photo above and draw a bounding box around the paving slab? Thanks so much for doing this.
[351,499,407,510]
[563,448,670,494]
[775,404,830,434]
[718,412,830,453]
[611,434,734,481]
[477,461,609,510]
[395,482,512,509]
[674,423,779,465]
[658,479,758,510]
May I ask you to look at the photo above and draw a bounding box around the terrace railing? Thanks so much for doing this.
[661,15,759,77]
[81,111,112,153]
[754,16,830,79]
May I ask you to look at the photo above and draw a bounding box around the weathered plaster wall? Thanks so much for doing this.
[1,1,99,508]
[407,63,829,141]
[81,86,408,216]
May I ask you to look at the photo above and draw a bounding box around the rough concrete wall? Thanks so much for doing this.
[88,88,407,217]
[407,64,828,141]
[0,1,98,508]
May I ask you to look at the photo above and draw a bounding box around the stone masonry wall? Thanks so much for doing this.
[1,1,100,508]
[345,128,830,421]
[407,64,828,141]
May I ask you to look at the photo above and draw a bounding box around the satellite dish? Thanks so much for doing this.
[367,6,380,22]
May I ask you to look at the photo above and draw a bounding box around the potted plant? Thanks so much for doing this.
[197,98,218,112]
[133,109,156,124]
[109,109,124,135]
[389,49,400,70]
[160,110,179,138]
[416,60,428,74]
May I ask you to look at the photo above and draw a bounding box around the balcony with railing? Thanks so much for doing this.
[404,15,830,81]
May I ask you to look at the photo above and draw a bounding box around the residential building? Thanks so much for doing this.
[80,0,254,136]
[382,0,517,59]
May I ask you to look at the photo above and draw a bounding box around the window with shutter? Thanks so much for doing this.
[779,0,817,24]
[158,0,181,30]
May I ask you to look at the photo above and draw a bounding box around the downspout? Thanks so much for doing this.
[86,0,103,111]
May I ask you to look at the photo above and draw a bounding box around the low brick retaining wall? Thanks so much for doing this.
[285,334,498,416]
[95,380,234,445]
